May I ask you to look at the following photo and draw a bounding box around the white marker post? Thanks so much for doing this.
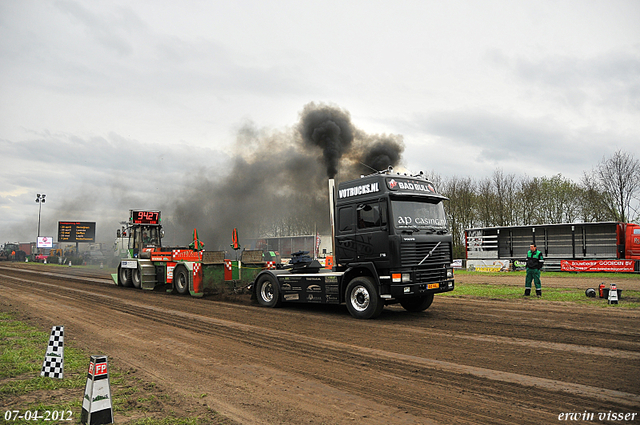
[80,355,113,425]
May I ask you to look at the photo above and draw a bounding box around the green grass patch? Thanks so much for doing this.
[454,269,640,280]
[443,283,640,308]
[0,313,86,391]
[0,312,86,423]
[0,312,230,424]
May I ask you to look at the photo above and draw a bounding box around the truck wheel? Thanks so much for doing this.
[174,266,189,295]
[255,274,281,307]
[132,267,142,289]
[345,277,384,319]
[118,267,133,287]
[400,293,434,312]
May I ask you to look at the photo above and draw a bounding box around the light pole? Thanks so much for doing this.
[35,193,46,238]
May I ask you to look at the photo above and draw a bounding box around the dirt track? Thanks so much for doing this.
[1,264,639,424]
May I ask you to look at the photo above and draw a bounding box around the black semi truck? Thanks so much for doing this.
[253,169,455,319]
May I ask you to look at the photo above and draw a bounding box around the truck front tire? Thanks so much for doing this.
[255,274,282,308]
[345,277,384,319]
[400,293,434,312]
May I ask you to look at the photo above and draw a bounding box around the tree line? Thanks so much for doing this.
[436,150,640,258]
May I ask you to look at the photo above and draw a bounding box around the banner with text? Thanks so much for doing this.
[560,260,636,273]
[467,259,510,272]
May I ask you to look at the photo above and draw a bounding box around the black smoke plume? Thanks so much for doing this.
[349,132,405,176]
[165,102,404,250]
[298,103,354,178]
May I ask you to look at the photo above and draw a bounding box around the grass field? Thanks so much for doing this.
[0,312,222,425]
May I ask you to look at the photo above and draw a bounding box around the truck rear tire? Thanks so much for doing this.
[174,266,189,295]
[132,266,142,289]
[400,293,434,312]
[345,277,384,319]
[118,267,133,287]
[255,274,281,307]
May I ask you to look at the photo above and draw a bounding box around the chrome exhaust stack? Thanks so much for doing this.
[328,178,336,259]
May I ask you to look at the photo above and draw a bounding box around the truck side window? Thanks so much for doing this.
[357,202,382,229]
[338,206,354,232]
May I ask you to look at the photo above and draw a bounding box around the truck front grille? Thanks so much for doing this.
[400,241,451,268]
[414,267,448,282]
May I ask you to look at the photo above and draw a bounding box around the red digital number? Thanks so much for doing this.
[133,211,158,223]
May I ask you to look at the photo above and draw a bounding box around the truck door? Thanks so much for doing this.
[356,199,389,264]
[335,205,356,262]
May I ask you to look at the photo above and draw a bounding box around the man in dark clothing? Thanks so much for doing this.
[525,243,544,296]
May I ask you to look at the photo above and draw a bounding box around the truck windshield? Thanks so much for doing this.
[391,200,447,230]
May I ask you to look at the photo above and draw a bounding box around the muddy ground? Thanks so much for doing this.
[1,264,639,424]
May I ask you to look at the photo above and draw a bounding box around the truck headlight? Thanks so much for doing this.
[393,273,411,283]
[446,269,453,278]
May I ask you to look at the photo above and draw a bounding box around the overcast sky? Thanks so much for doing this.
[1,0,639,246]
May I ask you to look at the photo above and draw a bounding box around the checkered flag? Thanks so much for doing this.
[41,326,64,379]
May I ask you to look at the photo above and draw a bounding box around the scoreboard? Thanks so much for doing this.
[130,210,160,225]
[58,221,96,243]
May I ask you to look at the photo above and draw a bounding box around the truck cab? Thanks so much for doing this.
[334,171,454,302]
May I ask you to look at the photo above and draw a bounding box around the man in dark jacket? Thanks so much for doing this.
[525,243,544,296]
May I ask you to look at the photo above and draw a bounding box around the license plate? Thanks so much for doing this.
[428,283,439,289]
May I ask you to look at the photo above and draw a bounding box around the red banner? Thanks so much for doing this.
[561,260,636,273]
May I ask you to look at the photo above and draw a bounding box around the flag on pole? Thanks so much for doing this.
[232,228,240,250]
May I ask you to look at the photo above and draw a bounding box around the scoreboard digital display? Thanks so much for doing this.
[58,221,96,243]
[131,210,160,225]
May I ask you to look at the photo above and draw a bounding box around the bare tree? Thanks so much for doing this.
[592,150,640,223]
[492,170,519,226]
[476,177,497,227]
[517,176,542,225]
[441,176,477,258]
[578,173,617,222]
[537,174,581,224]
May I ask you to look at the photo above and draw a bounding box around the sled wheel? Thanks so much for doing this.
[174,266,189,295]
